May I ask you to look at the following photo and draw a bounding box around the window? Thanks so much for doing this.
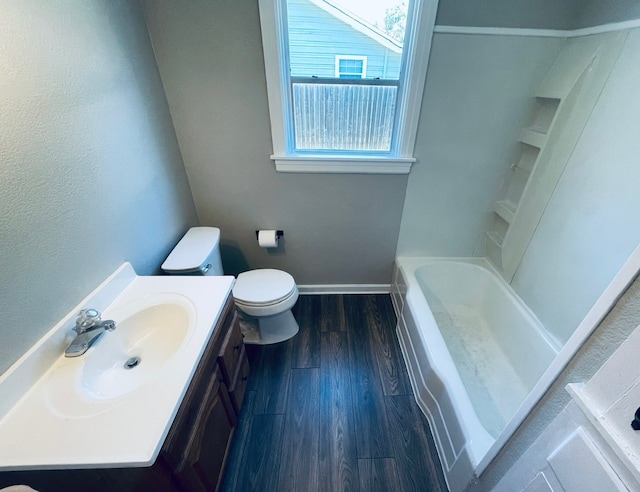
[335,55,367,78]
[259,0,439,173]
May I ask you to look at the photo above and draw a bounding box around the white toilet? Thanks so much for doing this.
[161,226,299,344]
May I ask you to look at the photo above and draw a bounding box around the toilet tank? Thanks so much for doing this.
[161,227,224,276]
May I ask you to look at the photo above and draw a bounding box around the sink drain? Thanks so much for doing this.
[124,357,141,370]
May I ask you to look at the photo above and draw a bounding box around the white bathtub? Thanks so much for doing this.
[392,257,559,492]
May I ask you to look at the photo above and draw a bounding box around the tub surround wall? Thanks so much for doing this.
[511,30,640,344]
[140,0,407,286]
[0,0,198,375]
[479,30,632,345]
[396,34,563,258]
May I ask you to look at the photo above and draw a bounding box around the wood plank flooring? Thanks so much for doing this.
[221,294,448,492]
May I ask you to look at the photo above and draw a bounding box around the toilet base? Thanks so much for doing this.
[239,309,299,345]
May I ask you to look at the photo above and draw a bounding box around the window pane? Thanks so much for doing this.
[286,0,409,153]
[292,82,397,151]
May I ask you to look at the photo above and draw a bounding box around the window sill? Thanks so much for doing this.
[271,155,415,174]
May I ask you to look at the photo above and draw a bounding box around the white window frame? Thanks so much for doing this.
[335,55,368,79]
[258,0,440,174]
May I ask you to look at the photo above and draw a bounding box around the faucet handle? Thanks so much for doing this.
[76,308,101,332]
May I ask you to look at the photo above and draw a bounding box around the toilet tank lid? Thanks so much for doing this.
[161,227,221,272]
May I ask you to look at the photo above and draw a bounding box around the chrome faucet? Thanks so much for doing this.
[64,308,116,358]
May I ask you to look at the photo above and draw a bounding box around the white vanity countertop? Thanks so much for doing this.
[0,263,235,471]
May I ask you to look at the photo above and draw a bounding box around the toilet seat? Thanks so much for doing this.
[234,288,297,308]
[233,269,298,317]
[233,269,296,305]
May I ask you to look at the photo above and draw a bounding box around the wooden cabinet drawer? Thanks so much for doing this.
[163,323,224,467]
[217,313,243,385]
[174,365,236,492]
[228,348,250,414]
[162,297,237,471]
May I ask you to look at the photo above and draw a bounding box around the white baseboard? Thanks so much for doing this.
[297,284,391,295]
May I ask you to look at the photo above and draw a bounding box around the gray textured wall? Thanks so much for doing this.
[574,0,640,28]
[435,0,640,30]
[435,0,582,29]
[141,0,407,286]
[0,0,198,375]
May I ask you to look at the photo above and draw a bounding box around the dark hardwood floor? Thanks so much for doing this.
[221,294,448,492]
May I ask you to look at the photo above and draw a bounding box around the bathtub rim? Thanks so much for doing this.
[412,256,561,354]
[396,249,640,481]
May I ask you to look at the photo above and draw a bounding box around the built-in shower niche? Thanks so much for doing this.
[485,32,629,284]
[485,96,559,270]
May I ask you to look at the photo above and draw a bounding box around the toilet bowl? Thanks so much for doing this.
[161,227,299,345]
[232,269,299,344]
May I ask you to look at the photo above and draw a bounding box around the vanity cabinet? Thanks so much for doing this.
[169,366,235,491]
[218,313,250,415]
[162,295,247,492]
[0,295,248,492]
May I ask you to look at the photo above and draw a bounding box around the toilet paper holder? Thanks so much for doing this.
[255,230,284,239]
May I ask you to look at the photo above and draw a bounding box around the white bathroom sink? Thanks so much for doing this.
[0,263,235,470]
[83,297,194,399]
[43,294,196,418]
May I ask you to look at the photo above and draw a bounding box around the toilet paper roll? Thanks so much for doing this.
[258,230,279,248]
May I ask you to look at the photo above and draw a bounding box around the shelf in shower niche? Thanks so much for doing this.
[494,200,517,224]
[518,128,547,149]
[530,96,561,134]
[485,231,504,268]
[516,144,540,173]
[485,230,504,246]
